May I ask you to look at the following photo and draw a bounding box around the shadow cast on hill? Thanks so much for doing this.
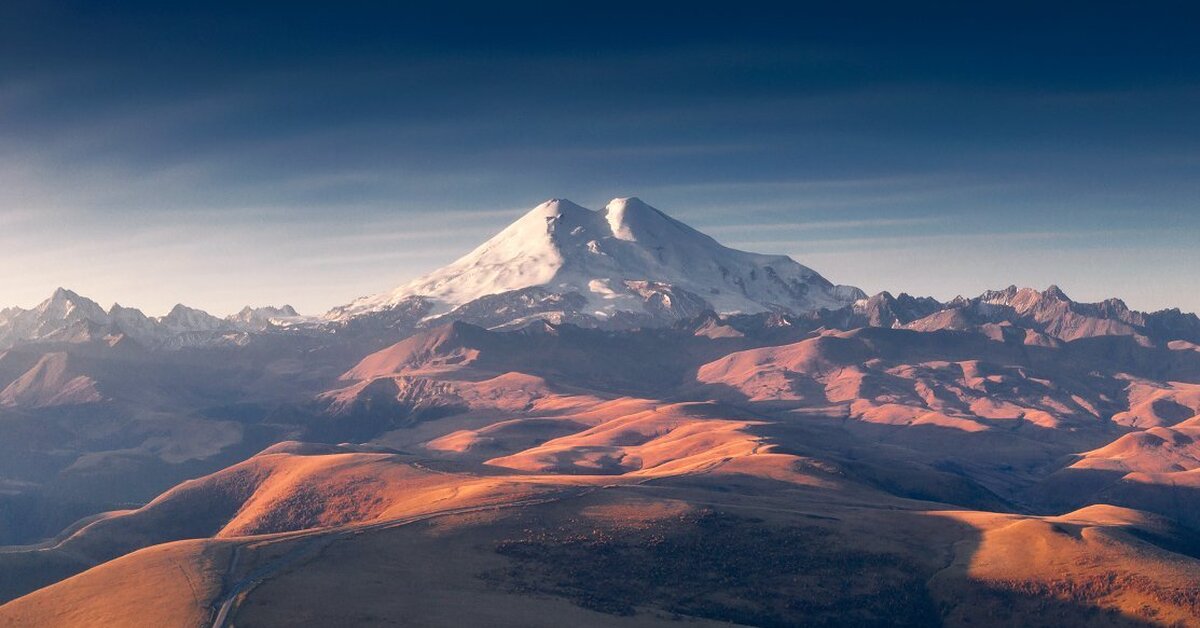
[484,486,1175,627]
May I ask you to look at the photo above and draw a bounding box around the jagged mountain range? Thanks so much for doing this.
[2,198,1197,352]
[6,282,1197,355]
[851,284,1200,344]
[0,288,303,350]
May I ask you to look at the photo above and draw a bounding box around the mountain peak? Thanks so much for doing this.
[603,196,679,242]
[1043,284,1070,301]
[37,287,106,320]
[160,303,227,332]
[227,304,304,330]
[166,303,197,317]
[524,198,589,221]
[108,302,148,317]
[233,304,299,318]
[44,287,95,308]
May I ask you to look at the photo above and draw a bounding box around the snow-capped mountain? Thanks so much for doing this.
[228,305,303,331]
[326,197,865,328]
[0,289,116,348]
[0,288,303,350]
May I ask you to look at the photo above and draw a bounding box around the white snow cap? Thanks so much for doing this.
[326,197,865,321]
[604,197,656,241]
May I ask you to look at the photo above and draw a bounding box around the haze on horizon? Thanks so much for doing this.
[1,2,1197,316]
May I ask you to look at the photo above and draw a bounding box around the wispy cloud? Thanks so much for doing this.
[704,216,938,233]
[645,174,956,194]
[728,227,1178,254]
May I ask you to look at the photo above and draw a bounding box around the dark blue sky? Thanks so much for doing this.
[2,2,1198,314]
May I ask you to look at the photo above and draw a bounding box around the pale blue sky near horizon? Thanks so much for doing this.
[1,2,1197,316]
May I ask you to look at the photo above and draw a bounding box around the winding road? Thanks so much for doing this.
[208,492,584,628]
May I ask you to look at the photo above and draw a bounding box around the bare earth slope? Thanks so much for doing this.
[5,308,1200,626]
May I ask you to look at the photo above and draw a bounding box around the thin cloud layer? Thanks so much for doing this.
[0,3,1197,314]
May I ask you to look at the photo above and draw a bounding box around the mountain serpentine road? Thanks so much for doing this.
[208,490,590,628]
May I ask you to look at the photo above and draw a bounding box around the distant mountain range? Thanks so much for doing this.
[4,197,1196,351]
[0,288,304,350]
